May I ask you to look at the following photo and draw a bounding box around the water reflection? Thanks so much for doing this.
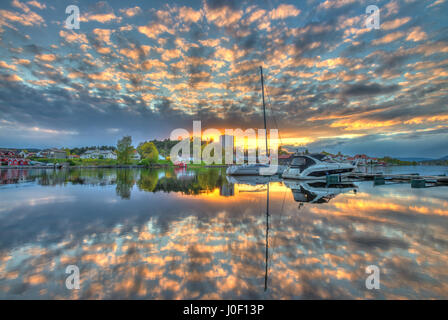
[0,167,447,299]
[284,181,357,205]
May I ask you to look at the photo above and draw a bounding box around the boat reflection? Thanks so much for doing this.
[283,180,358,205]
[226,175,282,187]
[227,175,358,208]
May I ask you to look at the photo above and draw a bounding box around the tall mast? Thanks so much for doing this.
[260,67,271,292]
[260,66,268,154]
[264,183,270,292]
[261,66,270,291]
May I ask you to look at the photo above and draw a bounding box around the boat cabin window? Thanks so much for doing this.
[291,157,306,166]
[290,156,316,170]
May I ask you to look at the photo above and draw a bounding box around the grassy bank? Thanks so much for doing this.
[28,157,227,167]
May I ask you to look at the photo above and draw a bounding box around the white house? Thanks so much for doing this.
[81,149,117,160]
[131,150,141,161]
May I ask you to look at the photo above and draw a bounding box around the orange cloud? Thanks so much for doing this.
[406,27,427,42]
[27,1,45,10]
[246,9,265,24]
[161,49,182,61]
[330,119,401,130]
[382,17,411,30]
[138,23,174,39]
[35,53,56,62]
[82,12,121,24]
[372,31,405,45]
[404,114,448,125]
[93,28,114,45]
[0,8,44,26]
[119,6,142,17]
[205,5,242,28]
[319,0,356,10]
[12,0,29,13]
[0,61,17,71]
[178,6,202,23]
[269,4,300,20]
[59,30,88,44]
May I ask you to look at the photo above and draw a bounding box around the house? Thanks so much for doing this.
[0,149,17,157]
[131,149,141,161]
[80,149,117,160]
[49,149,67,159]
[36,151,47,158]
[18,151,36,158]
[36,149,67,159]
[354,154,369,165]
[278,154,293,165]
[69,154,80,159]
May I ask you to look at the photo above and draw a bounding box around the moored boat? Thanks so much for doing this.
[282,152,357,180]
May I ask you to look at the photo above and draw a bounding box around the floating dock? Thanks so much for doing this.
[347,172,448,185]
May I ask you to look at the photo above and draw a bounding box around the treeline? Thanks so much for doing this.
[379,157,417,165]
[420,159,448,165]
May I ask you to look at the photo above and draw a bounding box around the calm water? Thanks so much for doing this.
[0,166,447,299]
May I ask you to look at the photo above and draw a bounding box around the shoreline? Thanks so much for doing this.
[1,164,230,169]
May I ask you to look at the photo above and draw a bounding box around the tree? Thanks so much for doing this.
[137,141,159,164]
[278,146,288,155]
[117,136,134,164]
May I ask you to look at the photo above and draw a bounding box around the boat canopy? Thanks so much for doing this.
[292,153,326,161]
[308,154,326,161]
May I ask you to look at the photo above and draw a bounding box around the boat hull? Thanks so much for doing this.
[282,165,356,180]
[226,165,286,176]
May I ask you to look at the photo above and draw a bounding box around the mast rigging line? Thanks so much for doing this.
[262,70,284,147]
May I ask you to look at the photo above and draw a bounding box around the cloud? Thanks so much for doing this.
[81,2,121,24]
[0,61,17,71]
[59,30,88,44]
[204,2,243,28]
[342,83,400,96]
[12,0,29,13]
[382,17,411,30]
[35,53,56,62]
[268,4,300,20]
[92,28,114,45]
[406,27,427,42]
[0,8,44,27]
[27,1,45,10]
[427,0,446,8]
[178,6,202,23]
[119,6,142,17]
[138,23,174,39]
[82,12,121,23]
[318,0,357,10]
[372,31,405,45]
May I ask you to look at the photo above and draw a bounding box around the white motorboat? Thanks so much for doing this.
[226,163,286,176]
[282,153,357,180]
[226,163,269,176]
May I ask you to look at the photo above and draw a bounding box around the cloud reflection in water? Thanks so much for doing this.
[0,168,447,299]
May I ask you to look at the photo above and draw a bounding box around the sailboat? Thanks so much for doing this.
[226,66,277,176]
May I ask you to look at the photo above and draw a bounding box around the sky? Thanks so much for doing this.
[0,0,447,157]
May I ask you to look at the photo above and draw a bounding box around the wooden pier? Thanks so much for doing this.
[346,172,448,186]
